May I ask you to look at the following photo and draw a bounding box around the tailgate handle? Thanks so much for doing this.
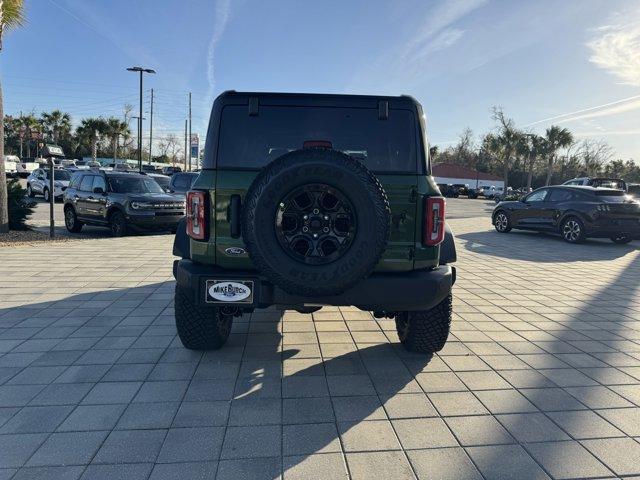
[229,194,242,238]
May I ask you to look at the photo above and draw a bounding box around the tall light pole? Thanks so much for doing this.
[126,66,155,172]
[131,116,146,167]
[149,88,154,165]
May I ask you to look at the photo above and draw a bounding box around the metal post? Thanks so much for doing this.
[149,88,154,165]
[49,160,55,239]
[138,71,143,172]
[188,92,192,172]
[184,119,188,171]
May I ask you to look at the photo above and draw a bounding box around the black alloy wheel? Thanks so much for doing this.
[561,217,585,243]
[110,211,128,237]
[275,183,356,265]
[611,234,633,245]
[494,212,511,233]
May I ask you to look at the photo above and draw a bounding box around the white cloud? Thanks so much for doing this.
[574,128,640,138]
[524,94,640,127]
[403,0,488,63]
[203,0,231,121]
[587,8,640,86]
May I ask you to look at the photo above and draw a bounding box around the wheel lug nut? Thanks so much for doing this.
[302,226,309,232]
[313,233,318,238]
[323,227,329,233]
[313,209,319,214]
[303,215,308,220]
[324,216,329,220]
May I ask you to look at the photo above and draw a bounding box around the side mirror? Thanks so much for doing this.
[93,187,105,194]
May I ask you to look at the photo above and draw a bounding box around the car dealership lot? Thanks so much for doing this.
[0,199,638,479]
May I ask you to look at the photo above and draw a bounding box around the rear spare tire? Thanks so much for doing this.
[242,148,391,296]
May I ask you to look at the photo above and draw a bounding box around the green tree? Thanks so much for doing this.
[1,0,26,233]
[544,125,573,185]
[77,117,108,161]
[20,114,40,157]
[105,117,130,161]
[522,134,546,190]
[41,110,71,143]
[491,107,520,188]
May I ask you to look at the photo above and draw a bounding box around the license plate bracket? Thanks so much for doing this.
[205,279,254,304]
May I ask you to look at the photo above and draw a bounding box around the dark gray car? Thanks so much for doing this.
[63,171,185,236]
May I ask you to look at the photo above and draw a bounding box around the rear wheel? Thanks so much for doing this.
[395,294,452,354]
[611,234,633,245]
[109,211,128,237]
[494,211,511,233]
[64,206,83,233]
[43,188,50,202]
[561,216,585,244]
[26,184,35,198]
[174,285,233,350]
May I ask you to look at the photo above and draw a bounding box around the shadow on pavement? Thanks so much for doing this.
[0,281,434,478]
[472,252,640,478]
[456,229,637,263]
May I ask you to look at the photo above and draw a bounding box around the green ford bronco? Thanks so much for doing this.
[172,91,456,353]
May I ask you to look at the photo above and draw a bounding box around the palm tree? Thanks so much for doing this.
[77,118,108,161]
[544,125,573,185]
[41,110,71,143]
[17,114,39,157]
[105,117,130,161]
[0,0,25,233]
[523,134,546,191]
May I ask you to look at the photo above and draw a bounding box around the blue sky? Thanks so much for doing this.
[2,0,639,160]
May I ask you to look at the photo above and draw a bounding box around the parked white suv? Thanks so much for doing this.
[3,155,18,177]
[26,168,73,202]
[15,157,39,177]
[481,185,496,198]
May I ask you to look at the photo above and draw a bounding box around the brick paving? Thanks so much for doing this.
[0,199,639,479]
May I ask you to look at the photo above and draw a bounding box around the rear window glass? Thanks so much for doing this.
[548,189,573,202]
[217,105,417,173]
[592,179,625,189]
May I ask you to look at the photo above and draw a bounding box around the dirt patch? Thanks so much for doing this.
[0,230,76,247]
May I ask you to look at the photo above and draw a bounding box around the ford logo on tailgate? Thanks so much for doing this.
[225,247,245,256]
[206,280,253,303]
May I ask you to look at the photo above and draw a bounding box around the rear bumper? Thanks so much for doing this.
[173,259,455,311]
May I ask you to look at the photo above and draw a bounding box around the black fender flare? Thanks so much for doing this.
[439,222,456,264]
[173,217,191,259]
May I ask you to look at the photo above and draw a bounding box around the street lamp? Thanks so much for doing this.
[126,66,155,172]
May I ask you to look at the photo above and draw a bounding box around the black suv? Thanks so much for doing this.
[168,172,198,197]
[63,171,185,236]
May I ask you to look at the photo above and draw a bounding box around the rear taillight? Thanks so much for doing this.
[424,196,446,246]
[186,190,207,240]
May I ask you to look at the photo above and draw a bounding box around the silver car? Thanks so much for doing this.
[26,168,73,202]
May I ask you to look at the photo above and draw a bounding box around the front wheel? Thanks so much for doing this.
[174,286,233,350]
[26,184,35,198]
[395,294,452,354]
[109,211,128,237]
[611,234,633,245]
[64,206,83,233]
[561,216,585,244]
[494,211,511,233]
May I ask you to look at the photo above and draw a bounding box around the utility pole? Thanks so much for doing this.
[148,88,154,165]
[188,92,192,171]
[184,119,188,172]
[126,67,155,172]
